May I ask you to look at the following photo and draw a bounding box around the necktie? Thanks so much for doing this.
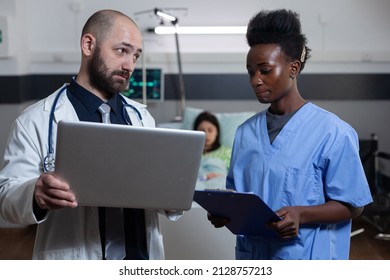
[97,103,126,260]
[98,103,111,124]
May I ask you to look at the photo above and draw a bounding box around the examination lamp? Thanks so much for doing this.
[154,8,178,25]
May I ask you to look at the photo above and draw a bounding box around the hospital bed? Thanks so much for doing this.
[158,107,255,259]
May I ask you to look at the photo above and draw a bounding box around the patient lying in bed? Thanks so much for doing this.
[193,111,232,190]
[157,107,255,191]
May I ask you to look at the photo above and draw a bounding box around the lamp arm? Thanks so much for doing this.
[174,25,186,120]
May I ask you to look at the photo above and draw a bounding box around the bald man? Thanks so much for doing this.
[0,10,175,260]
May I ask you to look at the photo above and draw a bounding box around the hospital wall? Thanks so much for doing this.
[0,0,389,258]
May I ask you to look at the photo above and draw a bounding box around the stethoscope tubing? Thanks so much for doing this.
[44,85,143,172]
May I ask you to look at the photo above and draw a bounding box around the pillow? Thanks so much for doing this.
[182,107,256,148]
[217,111,256,147]
[181,107,204,130]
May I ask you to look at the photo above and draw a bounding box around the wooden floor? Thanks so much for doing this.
[0,225,36,260]
[1,216,390,260]
[350,216,390,259]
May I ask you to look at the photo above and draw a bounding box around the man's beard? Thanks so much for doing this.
[88,47,130,99]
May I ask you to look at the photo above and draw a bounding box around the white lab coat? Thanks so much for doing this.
[0,84,174,259]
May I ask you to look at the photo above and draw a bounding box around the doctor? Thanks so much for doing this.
[207,9,373,260]
[0,9,177,260]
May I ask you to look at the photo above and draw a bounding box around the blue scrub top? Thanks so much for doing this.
[226,102,372,260]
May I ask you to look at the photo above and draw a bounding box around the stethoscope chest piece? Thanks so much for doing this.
[44,153,55,172]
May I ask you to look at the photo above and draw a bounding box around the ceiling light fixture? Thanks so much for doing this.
[153,25,247,35]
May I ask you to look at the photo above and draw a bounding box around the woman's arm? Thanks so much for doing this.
[271,201,363,239]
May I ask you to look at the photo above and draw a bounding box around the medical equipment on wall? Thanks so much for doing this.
[43,85,143,172]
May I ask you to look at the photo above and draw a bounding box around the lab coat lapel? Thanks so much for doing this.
[123,100,145,127]
[43,85,79,123]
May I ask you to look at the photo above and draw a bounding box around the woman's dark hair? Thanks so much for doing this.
[246,9,311,72]
[193,111,221,152]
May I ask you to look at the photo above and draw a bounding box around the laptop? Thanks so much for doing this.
[54,120,205,210]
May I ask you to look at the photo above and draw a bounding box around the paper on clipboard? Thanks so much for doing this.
[193,189,281,237]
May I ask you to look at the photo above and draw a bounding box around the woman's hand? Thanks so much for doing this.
[205,172,224,180]
[207,212,230,228]
[270,206,301,239]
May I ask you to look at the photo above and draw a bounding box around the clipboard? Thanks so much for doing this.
[193,189,281,237]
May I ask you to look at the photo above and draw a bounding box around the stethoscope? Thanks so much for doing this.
[43,85,143,172]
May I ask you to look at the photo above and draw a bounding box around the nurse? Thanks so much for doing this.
[208,9,373,259]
